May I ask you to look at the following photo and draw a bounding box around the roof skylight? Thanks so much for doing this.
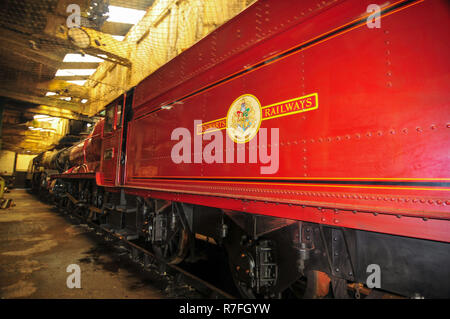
[107,6,146,25]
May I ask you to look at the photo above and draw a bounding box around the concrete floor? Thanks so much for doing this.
[0,189,165,299]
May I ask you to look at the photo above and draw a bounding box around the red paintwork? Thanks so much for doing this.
[60,0,450,242]
[98,96,126,186]
[124,188,450,242]
[53,172,95,180]
[69,141,84,167]
[65,119,104,174]
[84,118,104,172]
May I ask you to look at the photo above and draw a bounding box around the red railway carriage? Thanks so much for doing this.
[112,0,450,241]
[47,0,449,298]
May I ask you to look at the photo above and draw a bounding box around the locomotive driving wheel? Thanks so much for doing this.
[288,270,331,299]
[57,196,69,213]
[227,237,279,299]
[149,200,189,265]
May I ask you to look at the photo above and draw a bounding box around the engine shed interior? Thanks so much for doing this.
[0,0,448,305]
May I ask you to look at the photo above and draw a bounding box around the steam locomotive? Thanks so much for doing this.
[30,0,450,298]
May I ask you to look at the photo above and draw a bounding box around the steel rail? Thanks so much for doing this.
[62,193,235,299]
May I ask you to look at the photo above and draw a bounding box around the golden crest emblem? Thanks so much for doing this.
[226,94,262,143]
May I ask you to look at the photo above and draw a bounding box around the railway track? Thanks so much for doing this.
[52,193,236,299]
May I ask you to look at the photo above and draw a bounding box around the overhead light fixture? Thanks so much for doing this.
[28,126,56,132]
[34,115,50,120]
[67,80,87,86]
[63,54,104,63]
[107,6,146,25]
[55,69,97,77]
[34,115,60,123]
[46,92,57,96]
[111,35,125,41]
[81,99,88,104]
[63,53,103,63]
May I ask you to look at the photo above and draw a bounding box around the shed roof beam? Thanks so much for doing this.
[0,89,86,113]
[36,80,91,100]
[0,28,63,63]
[101,21,133,36]
[54,75,90,81]
[4,105,85,121]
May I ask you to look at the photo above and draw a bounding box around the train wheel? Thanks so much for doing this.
[66,197,76,214]
[231,268,330,299]
[288,270,331,299]
[94,187,104,209]
[151,201,189,265]
[227,237,278,299]
[57,197,68,213]
[230,272,258,299]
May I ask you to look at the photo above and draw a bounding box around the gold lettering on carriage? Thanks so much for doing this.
[197,93,318,142]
